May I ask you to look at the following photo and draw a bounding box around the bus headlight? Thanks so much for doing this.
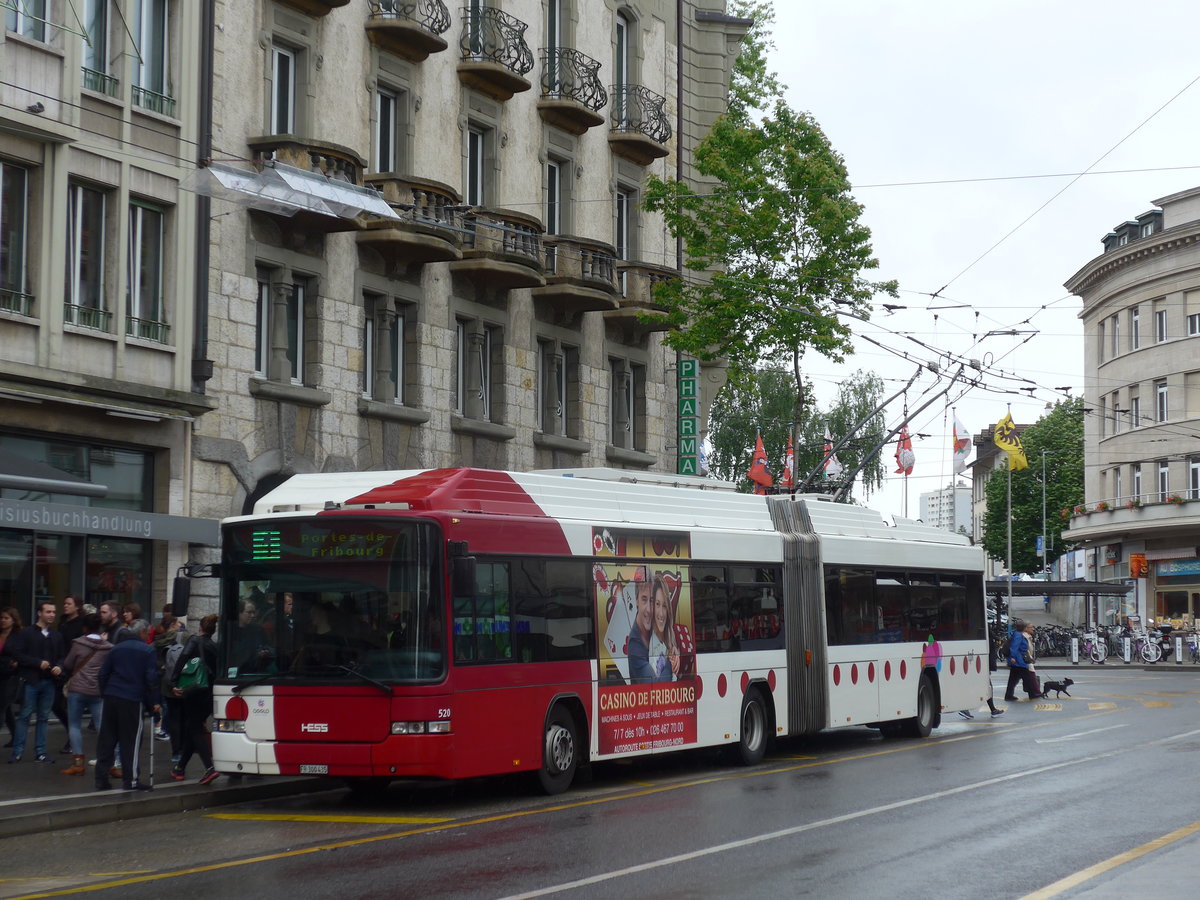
[214,719,246,733]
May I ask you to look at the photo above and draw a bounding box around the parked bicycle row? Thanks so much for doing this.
[992,622,1200,665]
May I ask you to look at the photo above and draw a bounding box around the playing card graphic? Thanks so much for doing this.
[602,577,637,681]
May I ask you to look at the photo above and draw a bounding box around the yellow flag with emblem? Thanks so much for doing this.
[993,411,1028,471]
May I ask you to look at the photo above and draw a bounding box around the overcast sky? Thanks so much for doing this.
[761,0,1200,517]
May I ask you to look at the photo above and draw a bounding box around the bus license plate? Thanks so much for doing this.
[299,764,328,775]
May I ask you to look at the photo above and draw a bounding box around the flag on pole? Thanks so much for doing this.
[780,436,795,489]
[993,411,1028,471]
[894,425,915,476]
[698,438,710,476]
[823,429,843,479]
[952,416,972,475]
[746,432,773,494]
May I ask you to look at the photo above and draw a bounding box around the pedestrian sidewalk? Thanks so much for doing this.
[1,720,325,838]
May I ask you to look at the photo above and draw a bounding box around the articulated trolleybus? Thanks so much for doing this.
[212,467,988,794]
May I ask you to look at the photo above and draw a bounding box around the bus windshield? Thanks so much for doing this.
[219,517,442,684]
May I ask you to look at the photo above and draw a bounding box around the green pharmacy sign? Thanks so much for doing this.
[677,359,700,475]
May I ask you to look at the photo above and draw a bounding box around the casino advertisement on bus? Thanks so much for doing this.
[593,527,697,755]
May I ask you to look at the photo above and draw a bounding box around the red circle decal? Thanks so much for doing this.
[950,656,956,675]
[884,661,892,681]
[900,660,907,680]
[851,664,859,685]
[717,673,728,697]
[694,675,704,700]
[740,671,750,693]
[833,664,841,686]
[868,662,875,683]
[767,669,777,691]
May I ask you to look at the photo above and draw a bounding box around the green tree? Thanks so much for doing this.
[708,367,887,497]
[644,1,897,470]
[981,399,1085,574]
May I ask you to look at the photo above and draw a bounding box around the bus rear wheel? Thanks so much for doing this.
[902,674,935,738]
[734,688,768,766]
[537,707,578,795]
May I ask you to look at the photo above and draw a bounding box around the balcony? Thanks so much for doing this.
[132,85,176,118]
[274,0,351,16]
[531,236,618,316]
[358,175,463,264]
[603,261,677,335]
[608,84,672,165]
[457,7,534,101]
[246,136,372,233]
[126,316,171,344]
[366,0,451,62]
[0,289,34,316]
[81,67,119,98]
[64,302,112,333]
[450,207,544,289]
[537,48,607,135]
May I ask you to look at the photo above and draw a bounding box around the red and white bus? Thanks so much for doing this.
[210,467,988,793]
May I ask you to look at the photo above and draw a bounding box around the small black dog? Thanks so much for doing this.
[1041,678,1074,698]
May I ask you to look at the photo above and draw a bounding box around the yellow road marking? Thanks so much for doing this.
[6,708,1120,900]
[1089,702,1117,710]
[206,813,451,824]
[1140,700,1172,707]
[1034,703,1062,711]
[1020,819,1200,899]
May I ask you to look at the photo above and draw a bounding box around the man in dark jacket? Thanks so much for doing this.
[95,626,161,791]
[8,601,65,763]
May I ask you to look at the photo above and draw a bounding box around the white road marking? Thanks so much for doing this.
[1035,724,1130,744]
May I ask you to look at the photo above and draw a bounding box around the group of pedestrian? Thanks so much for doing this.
[0,595,221,791]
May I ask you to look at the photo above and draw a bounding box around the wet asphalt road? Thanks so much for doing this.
[4,667,1200,900]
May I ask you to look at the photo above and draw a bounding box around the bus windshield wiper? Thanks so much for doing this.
[230,673,282,694]
[334,664,392,695]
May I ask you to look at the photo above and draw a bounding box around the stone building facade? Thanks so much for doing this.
[1063,186,1200,623]
[0,2,217,623]
[184,1,748,611]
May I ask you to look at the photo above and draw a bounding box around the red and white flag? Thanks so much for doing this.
[822,429,843,479]
[952,416,972,475]
[894,425,915,476]
[746,432,773,494]
[780,436,795,489]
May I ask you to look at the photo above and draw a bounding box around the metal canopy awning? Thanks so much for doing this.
[986,580,1133,597]
[194,163,399,221]
[0,449,108,498]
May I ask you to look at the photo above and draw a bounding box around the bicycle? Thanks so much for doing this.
[1132,630,1163,664]
[1080,628,1108,663]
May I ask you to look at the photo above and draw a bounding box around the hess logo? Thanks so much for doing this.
[300,723,329,733]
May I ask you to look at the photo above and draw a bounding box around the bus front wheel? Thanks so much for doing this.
[902,674,935,738]
[734,688,768,766]
[537,707,578,795]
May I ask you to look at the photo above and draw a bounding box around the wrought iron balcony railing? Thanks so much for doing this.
[540,47,606,111]
[126,316,171,343]
[81,67,120,97]
[459,6,534,76]
[610,84,671,143]
[0,289,34,316]
[370,0,450,34]
[132,85,176,118]
[63,302,112,332]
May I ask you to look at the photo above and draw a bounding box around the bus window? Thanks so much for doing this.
[691,566,728,652]
[453,560,512,662]
[729,565,783,649]
[825,566,878,646]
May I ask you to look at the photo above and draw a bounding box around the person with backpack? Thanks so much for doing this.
[153,614,185,761]
[170,614,219,785]
[59,613,112,776]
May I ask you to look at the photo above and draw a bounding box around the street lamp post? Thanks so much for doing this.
[1040,450,1050,577]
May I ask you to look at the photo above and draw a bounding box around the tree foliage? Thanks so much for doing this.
[981,399,1085,574]
[708,367,887,497]
[643,0,896,460]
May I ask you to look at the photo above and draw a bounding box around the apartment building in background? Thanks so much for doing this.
[0,1,217,624]
[183,1,749,609]
[1063,187,1200,623]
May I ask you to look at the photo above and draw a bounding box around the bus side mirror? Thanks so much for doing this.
[451,556,476,598]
